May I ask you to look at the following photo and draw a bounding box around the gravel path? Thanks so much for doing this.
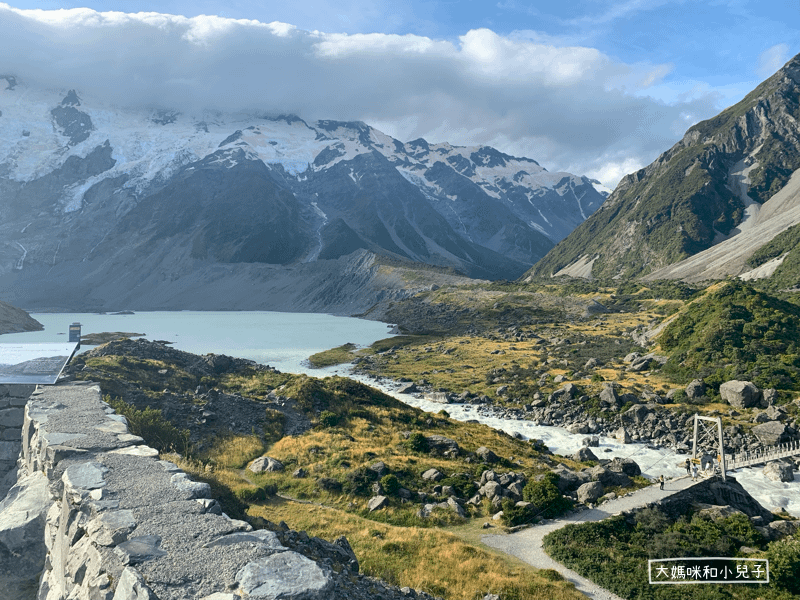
[482,475,698,600]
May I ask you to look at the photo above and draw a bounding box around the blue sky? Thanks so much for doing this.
[2,1,798,186]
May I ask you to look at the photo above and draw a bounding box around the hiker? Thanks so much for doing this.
[691,463,698,481]
[684,458,691,475]
[659,474,664,490]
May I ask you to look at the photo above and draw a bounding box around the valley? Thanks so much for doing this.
[2,40,800,600]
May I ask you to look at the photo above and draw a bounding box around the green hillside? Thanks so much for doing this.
[529,53,800,281]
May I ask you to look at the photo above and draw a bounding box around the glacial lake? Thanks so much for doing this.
[0,311,396,374]
[4,310,799,516]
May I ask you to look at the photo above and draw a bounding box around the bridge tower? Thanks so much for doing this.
[691,414,727,481]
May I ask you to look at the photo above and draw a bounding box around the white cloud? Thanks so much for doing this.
[758,43,790,79]
[0,4,728,188]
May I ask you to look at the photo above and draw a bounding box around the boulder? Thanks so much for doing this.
[572,447,598,462]
[762,388,778,407]
[589,466,631,487]
[719,380,761,409]
[598,384,619,406]
[368,496,389,512]
[763,461,794,483]
[752,421,788,446]
[582,436,600,447]
[481,481,503,500]
[397,383,418,394]
[695,504,746,521]
[765,405,786,421]
[566,422,589,434]
[685,379,706,400]
[425,435,460,456]
[0,472,51,597]
[447,497,466,518]
[424,392,452,404]
[577,481,604,504]
[584,358,598,370]
[607,457,641,477]
[236,552,333,599]
[475,447,499,464]
[421,468,445,482]
[614,427,631,444]
[552,467,588,493]
[367,461,388,478]
[624,404,651,424]
[480,470,497,485]
[249,456,284,473]
[550,383,579,403]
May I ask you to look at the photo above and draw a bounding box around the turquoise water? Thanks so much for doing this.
[0,311,395,374]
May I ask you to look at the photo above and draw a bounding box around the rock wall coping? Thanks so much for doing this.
[1,381,442,600]
[1,382,335,600]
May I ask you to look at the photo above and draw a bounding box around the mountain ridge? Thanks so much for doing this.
[0,79,605,311]
[527,52,800,282]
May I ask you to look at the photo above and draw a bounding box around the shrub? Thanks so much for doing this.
[318,410,339,427]
[343,468,374,496]
[380,474,400,496]
[106,396,190,454]
[523,473,572,519]
[501,498,536,527]
[408,432,428,453]
[766,536,800,594]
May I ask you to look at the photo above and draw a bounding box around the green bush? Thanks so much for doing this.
[522,472,572,519]
[408,432,428,453]
[501,497,536,527]
[380,474,400,496]
[343,467,375,497]
[106,396,190,454]
[318,410,339,427]
[766,536,800,594]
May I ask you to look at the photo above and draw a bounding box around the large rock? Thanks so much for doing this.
[249,456,284,473]
[572,447,598,462]
[598,384,619,406]
[608,457,642,477]
[0,471,51,598]
[552,468,585,493]
[475,447,499,463]
[421,468,445,482]
[235,552,334,599]
[752,421,788,446]
[577,481,604,504]
[550,383,579,403]
[368,495,389,512]
[719,380,761,409]
[685,379,706,400]
[481,481,503,500]
[624,404,651,424]
[589,466,631,487]
[763,461,794,483]
[614,427,631,444]
[425,435,460,456]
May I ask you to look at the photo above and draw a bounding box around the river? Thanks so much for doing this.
[4,311,798,516]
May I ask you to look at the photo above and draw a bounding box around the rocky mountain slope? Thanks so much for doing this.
[528,52,800,282]
[0,300,42,335]
[0,77,604,311]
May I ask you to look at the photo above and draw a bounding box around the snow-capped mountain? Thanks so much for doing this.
[0,78,604,311]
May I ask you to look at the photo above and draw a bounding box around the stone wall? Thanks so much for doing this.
[0,381,440,600]
[0,384,34,498]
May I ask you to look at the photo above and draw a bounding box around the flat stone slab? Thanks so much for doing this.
[235,552,333,599]
[115,535,168,565]
[63,462,109,491]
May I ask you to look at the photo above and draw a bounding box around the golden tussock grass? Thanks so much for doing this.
[249,498,583,600]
